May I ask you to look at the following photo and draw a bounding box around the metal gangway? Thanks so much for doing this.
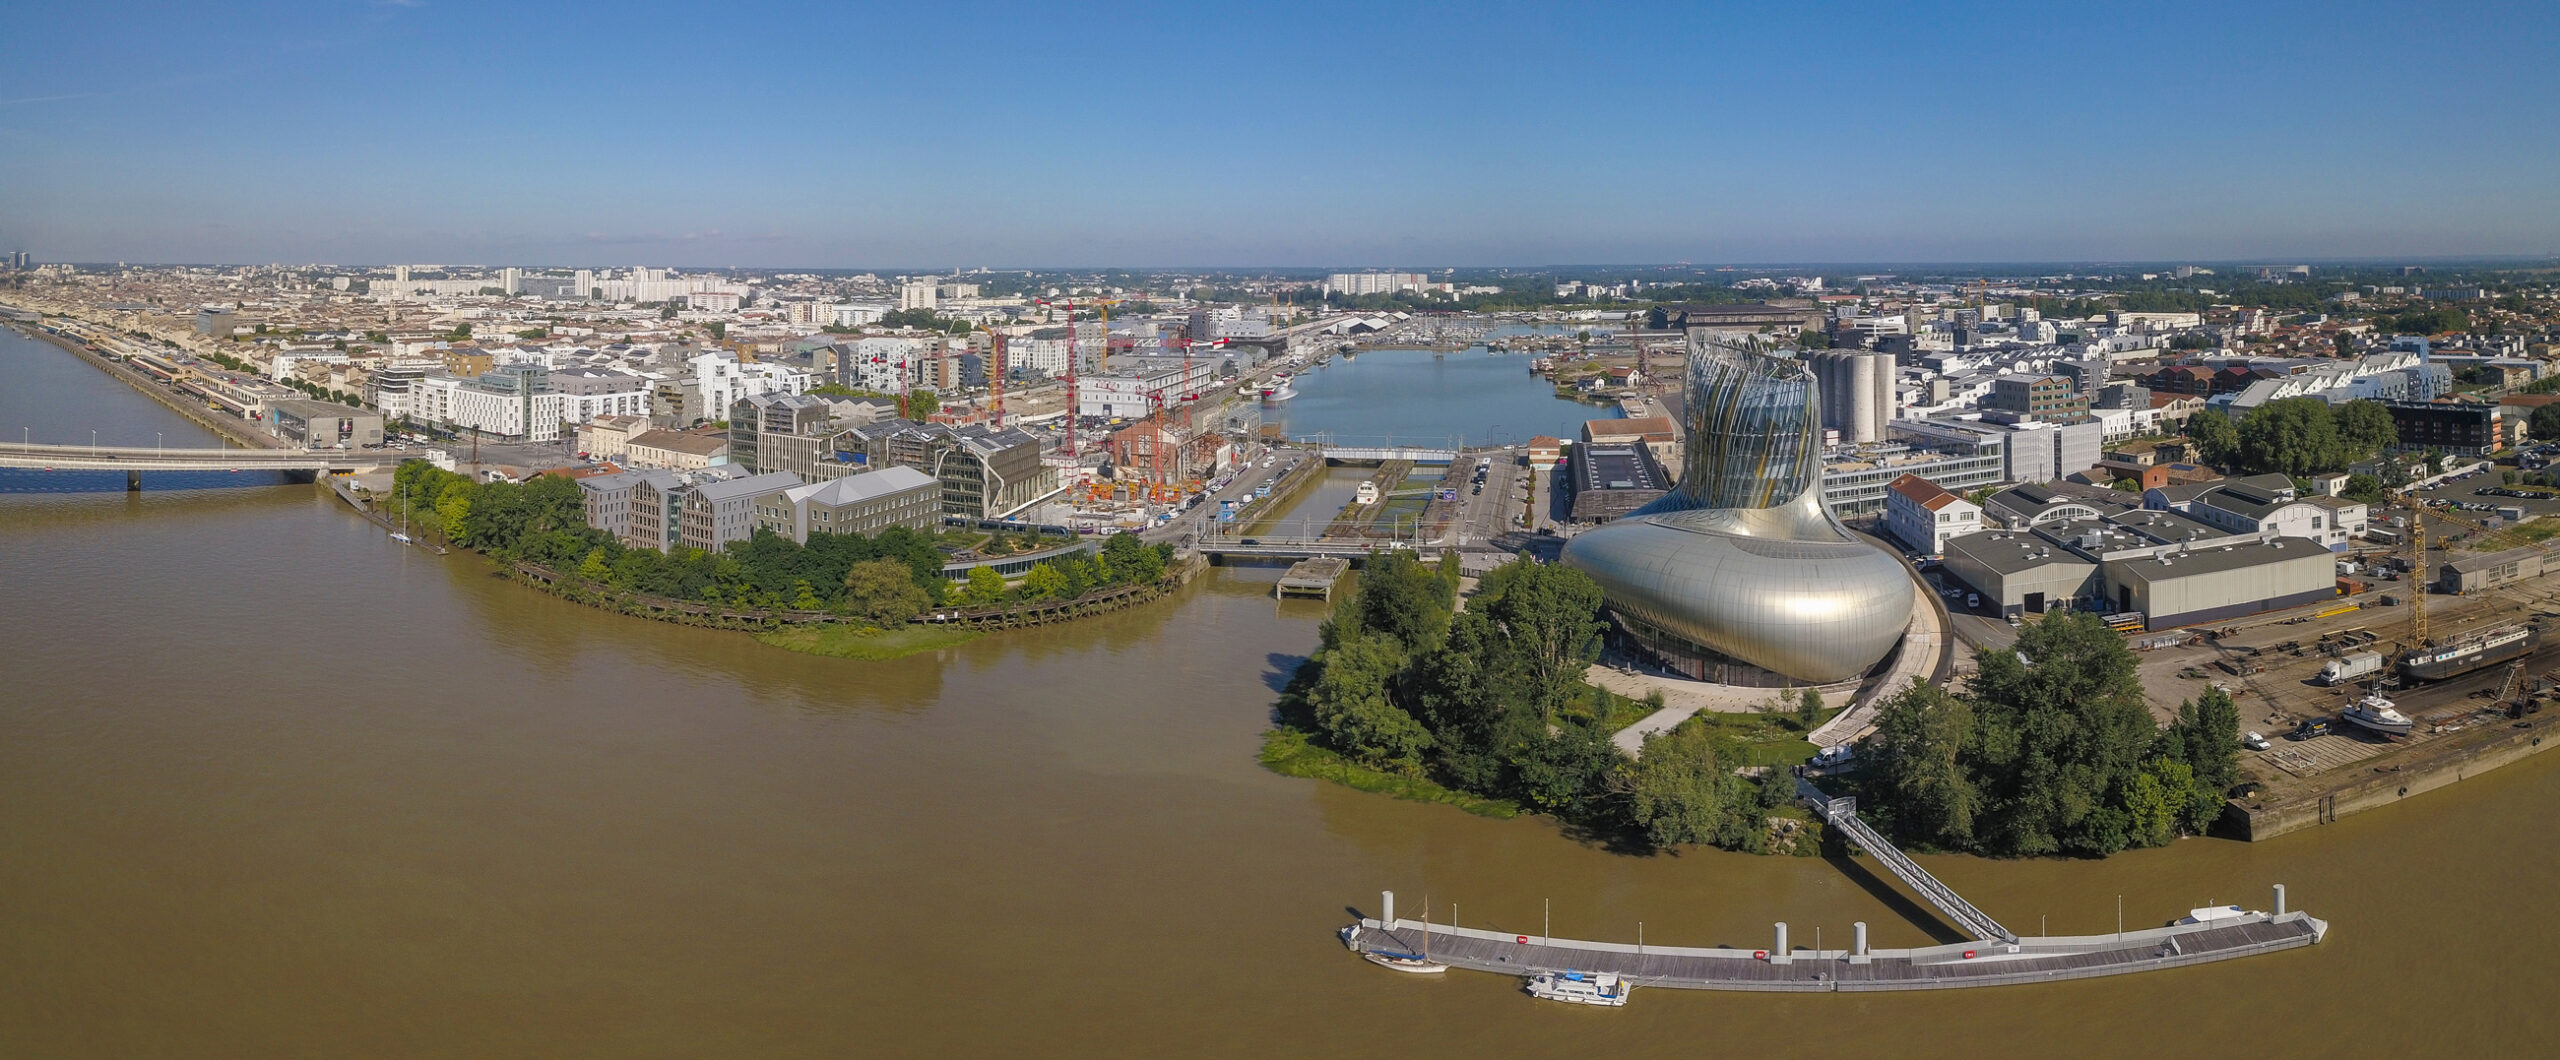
[1804,781,2016,943]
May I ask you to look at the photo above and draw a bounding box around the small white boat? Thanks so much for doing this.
[2342,692,2415,736]
[389,531,412,544]
[1259,385,1296,401]
[1526,970,1629,1007]
[1362,951,1448,974]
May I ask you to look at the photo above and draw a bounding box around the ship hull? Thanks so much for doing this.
[2402,628,2540,682]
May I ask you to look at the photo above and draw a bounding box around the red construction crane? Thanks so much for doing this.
[1034,297,1116,455]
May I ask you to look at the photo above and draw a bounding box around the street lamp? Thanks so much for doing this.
[91,428,98,455]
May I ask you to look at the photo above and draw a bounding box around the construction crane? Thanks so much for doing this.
[2394,491,2430,648]
[971,324,1010,430]
[1034,297,1117,456]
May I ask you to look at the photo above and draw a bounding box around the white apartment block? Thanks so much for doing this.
[1077,361,1220,418]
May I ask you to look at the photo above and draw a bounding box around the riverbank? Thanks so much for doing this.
[2236,705,2560,839]
[2,318,282,451]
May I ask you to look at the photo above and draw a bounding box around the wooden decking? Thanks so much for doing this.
[1342,908,2327,993]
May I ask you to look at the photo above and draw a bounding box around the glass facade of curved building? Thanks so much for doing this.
[1561,333,1914,684]
[1663,341,1823,513]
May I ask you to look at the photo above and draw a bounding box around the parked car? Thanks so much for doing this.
[2243,731,2272,751]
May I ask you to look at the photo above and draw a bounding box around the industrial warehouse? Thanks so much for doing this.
[1908,476,2348,631]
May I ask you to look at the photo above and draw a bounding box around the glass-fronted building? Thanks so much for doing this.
[1561,333,1915,684]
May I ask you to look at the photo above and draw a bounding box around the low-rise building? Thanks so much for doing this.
[577,414,653,463]
[2441,545,2546,595]
[267,399,383,449]
[752,466,940,543]
[2387,400,2503,456]
[1883,474,1981,555]
[678,471,802,553]
[1567,443,1669,523]
[2101,537,2337,627]
[1583,415,1681,479]
[2155,473,2364,551]
[626,429,731,471]
[1525,436,1563,472]
[579,471,638,542]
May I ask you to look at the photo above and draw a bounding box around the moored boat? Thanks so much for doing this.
[1525,970,1629,1007]
[2401,623,2538,682]
[2341,692,2415,736]
[1361,951,1448,974]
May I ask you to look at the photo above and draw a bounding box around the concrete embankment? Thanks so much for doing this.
[2236,708,2560,840]
[4,319,279,450]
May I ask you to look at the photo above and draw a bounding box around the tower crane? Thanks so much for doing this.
[972,324,1010,430]
[1033,297,1118,456]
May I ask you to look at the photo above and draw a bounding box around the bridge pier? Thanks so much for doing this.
[127,469,141,492]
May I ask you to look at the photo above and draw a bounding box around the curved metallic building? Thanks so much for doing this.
[1561,334,1913,683]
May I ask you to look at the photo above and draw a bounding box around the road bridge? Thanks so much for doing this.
[1307,445,1458,464]
[0,441,380,490]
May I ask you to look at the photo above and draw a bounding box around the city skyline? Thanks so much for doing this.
[4,1,2558,266]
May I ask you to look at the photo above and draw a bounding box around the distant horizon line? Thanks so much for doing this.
[19,253,2560,274]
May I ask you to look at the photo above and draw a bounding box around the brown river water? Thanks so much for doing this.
[3,328,2554,1056]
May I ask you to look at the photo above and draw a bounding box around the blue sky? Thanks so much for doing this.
[2,0,2555,267]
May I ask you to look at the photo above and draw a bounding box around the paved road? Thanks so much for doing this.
[1147,447,1306,546]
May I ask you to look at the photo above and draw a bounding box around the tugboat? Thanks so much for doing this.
[2341,691,2416,736]
[1525,970,1630,1007]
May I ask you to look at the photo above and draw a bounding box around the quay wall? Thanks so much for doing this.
[3,318,280,450]
[2237,710,2560,841]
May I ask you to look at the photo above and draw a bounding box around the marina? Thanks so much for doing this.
[1342,901,2327,995]
[1341,782,2329,998]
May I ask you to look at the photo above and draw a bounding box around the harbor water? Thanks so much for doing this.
[5,325,2560,1055]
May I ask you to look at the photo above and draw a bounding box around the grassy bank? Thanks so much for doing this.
[756,624,982,661]
[1258,727,1524,819]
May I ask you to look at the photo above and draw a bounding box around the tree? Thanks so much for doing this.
[1964,612,2161,856]
[2236,398,2346,477]
[2185,409,2239,468]
[1101,532,1165,585]
[1308,632,1432,775]
[2531,403,2560,442]
[577,547,612,582]
[1867,681,1980,849]
[1020,562,1070,599]
[2335,399,2398,456]
[2342,473,2385,504]
[1623,724,1761,850]
[842,558,929,625]
[961,565,1006,606]
[1797,687,1823,729]
[1478,561,1607,721]
[705,321,726,340]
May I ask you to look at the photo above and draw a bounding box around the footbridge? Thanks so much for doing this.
[1803,782,2014,942]
[0,441,361,473]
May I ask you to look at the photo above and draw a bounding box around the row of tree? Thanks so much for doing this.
[1864,612,2240,856]
[388,460,1171,626]
[2184,397,2397,478]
